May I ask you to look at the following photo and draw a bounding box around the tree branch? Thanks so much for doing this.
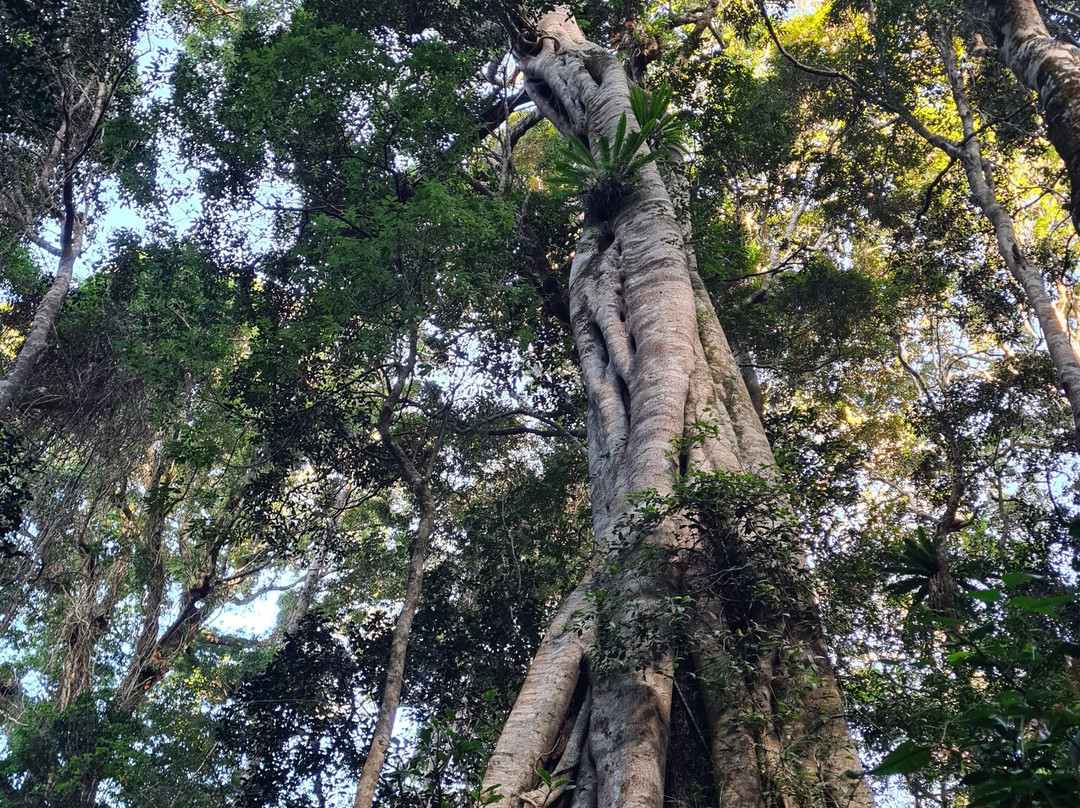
[28,234,63,256]
[756,0,964,157]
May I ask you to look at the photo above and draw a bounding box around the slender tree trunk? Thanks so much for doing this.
[761,8,1080,448]
[354,336,441,808]
[236,484,349,808]
[985,0,1080,232]
[0,176,83,415]
[76,471,259,806]
[352,492,435,808]
[275,482,350,642]
[280,544,330,636]
[932,25,1080,449]
[483,10,873,807]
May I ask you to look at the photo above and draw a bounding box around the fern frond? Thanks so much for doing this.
[613,112,628,158]
[629,85,648,129]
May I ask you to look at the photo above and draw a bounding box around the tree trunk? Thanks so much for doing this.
[77,471,259,806]
[352,492,434,808]
[353,339,440,808]
[985,0,1080,232]
[0,177,83,415]
[932,25,1080,450]
[482,10,873,807]
[275,482,349,642]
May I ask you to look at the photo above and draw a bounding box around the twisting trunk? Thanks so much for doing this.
[0,176,83,414]
[483,10,873,807]
[56,542,131,711]
[985,0,1080,232]
[932,25,1080,449]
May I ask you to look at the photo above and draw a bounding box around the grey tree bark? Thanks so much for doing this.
[352,493,434,808]
[984,0,1080,232]
[482,10,873,808]
[758,6,1080,449]
[353,332,443,808]
[0,59,118,415]
[930,25,1080,449]
[65,467,272,807]
[0,175,84,414]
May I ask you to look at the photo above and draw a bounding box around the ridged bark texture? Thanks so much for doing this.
[482,10,873,808]
[986,0,1080,232]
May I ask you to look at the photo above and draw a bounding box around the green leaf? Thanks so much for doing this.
[867,740,932,776]
[629,85,648,127]
[1008,594,1079,615]
[928,614,964,627]
[597,134,611,166]
[1002,572,1037,588]
[967,588,1003,603]
[960,770,995,786]
[613,113,627,156]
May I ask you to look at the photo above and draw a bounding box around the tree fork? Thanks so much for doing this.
[932,23,1080,451]
[354,330,447,808]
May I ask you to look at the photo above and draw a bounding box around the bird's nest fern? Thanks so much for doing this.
[549,81,688,222]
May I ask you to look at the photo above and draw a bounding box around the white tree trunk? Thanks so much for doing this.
[932,26,1080,449]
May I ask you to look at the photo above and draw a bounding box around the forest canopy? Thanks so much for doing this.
[1,1,1079,807]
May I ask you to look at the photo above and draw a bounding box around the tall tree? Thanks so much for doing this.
[4,2,1079,806]
[983,0,1080,231]
[481,9,872,807]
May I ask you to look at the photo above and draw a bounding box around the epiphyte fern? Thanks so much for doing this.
[548,79,687,198]
[548,110,660,193]
[629,80,689,157]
